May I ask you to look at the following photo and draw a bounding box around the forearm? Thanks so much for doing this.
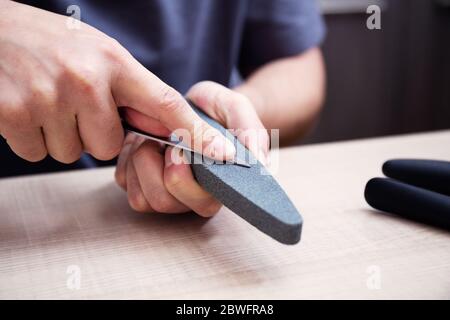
[235,47,326,144]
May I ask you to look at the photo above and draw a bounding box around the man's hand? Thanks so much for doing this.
[115,81,269,216]
[0,1,234,163]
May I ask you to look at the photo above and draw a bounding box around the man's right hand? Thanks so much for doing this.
[0,1,235,163]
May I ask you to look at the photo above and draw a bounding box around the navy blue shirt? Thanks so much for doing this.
[1,0,325,177]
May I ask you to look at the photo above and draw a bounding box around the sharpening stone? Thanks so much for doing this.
[188,101,303,245]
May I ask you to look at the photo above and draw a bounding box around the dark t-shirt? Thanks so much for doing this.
[1,0,325,177]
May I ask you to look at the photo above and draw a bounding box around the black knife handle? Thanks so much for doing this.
[382,159,450,196]
[365,177,450,230]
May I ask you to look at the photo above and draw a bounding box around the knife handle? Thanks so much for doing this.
[365,177,450,230]
[382,159,450,196]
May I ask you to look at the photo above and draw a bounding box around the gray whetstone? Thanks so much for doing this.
[188,101,303,245]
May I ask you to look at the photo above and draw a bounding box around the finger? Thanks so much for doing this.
[111,56,235,161]
[77,93,124,161]
[126,158,153,213]
[42,114,82,164]
[132,141,188,213]
[0,92,47,162]
[117,133,146,190]
[122,107,171,137]
[186,81,269,164]
[115,132,137,190]
[164,147,222,217]
[1,126,47,162]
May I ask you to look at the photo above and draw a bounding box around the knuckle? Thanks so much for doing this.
[229,91,251,111]
[47,136,82,163]
[29,82,57,108]
[194,80,215,88]
[80,81,98,99]
[50,147,82,164]
[188,80,213,95]
[100,37,127,62]
[5,136,47,162]
[20,148,48,163]
[164,168,183,192]
[216,88,232,104]
[234,91,251,104]
[0,102,32,128]
[91,143,121,161]
[159,86,184,114]
[77,72,98,96]
[128,191,149,213]
[199,200,221,217]
[52,45,71,66]
[150,196,175,213]
[213,88,251,117]
[88,128,123,160]
[62,63,100,98]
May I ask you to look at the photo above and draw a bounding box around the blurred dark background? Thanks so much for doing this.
[304,0,450,144]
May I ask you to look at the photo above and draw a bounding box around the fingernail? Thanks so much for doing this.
[209,135,236,161]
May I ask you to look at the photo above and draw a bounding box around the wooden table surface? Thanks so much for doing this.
[1,130,449,299]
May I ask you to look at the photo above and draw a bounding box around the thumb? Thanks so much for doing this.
[111,55,235,161]
[186,81,269,165]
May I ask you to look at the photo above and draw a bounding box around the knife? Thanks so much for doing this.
[122,121,251,168]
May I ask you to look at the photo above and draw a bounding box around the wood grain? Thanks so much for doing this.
[1,130,450,299]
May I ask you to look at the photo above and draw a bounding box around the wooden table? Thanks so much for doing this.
[1,130,449,299]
